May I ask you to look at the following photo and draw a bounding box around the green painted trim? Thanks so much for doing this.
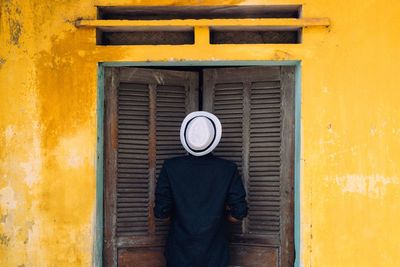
[294,62,302,267]
[94,64,104,267]
[95,60,301,267]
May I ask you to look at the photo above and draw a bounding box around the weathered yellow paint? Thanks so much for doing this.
[0,0,399,266]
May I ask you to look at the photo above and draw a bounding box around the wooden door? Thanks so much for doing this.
[103,67,198,266]
[203,66,295,267]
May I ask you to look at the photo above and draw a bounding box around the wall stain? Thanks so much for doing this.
[273,49,291,60]
[9,18,22,45]
[0,213,7,223]
[0,58,6,69]
[0,234,10,246]
[3,1,23,46]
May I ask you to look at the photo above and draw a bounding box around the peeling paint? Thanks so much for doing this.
[20,122,41,188]
[0,185,17,210]
[4,125,15,143]
[53,129,92,169]
[333,175,399,198]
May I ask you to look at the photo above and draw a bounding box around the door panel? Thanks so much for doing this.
[118,247,166,267]
[104,67,198,266]
[230,245,279,267]
[104,66,294,267]
[203,66,295,267]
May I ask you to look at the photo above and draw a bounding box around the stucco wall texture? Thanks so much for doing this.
[0,0,399,266]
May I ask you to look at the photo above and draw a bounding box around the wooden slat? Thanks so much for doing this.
[242,81,251,234]
[117,235,167,248]
[119,67,196,84]
[148,84,157,236]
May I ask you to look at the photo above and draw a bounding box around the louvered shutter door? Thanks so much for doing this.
[104,67,198,267]
[203,66,295,267]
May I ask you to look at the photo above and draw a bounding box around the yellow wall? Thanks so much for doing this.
[1,0,399,266]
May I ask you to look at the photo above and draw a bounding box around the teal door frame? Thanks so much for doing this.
[95,60,302,267]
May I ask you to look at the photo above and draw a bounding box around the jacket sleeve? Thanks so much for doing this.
[226,165,248,220]
[153,161,173,219]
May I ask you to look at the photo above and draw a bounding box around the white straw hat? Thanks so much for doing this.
[180,111,222,156]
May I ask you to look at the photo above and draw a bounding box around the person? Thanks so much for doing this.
[153,111,248,267]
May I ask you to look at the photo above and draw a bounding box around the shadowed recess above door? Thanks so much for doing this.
[75,5,330,45]
[97,5,302,20]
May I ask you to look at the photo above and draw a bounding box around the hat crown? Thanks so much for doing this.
[180,111,222,156]
[185,117,215,150]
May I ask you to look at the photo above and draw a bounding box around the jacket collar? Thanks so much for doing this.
[187,151,214,159]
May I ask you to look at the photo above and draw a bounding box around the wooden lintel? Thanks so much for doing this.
[75,18,330,29]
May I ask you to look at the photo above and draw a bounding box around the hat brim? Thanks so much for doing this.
[180,111,222,156]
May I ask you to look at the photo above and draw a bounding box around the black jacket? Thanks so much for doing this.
[154,152,248,267]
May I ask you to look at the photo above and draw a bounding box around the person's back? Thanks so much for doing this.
[154,152,247,267]
[153,111,248,267]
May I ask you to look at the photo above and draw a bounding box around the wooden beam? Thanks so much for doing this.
[75,18,330,29]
